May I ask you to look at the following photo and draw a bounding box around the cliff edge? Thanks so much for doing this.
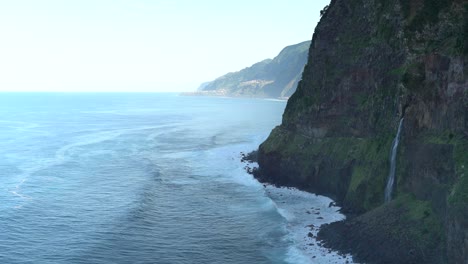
[255,0,467,263]
[197,41,310,98]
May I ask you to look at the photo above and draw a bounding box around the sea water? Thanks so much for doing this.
[0,93,353,264]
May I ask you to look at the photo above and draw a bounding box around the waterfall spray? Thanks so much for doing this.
[384,118,404,203]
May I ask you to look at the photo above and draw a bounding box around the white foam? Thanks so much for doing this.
[285,246,317,264]
[15,178,26,189]
[9,190,31,200]
[263,98,288,102]
[55,125,171,161]
[276,207,295,222]
[229,166,264,188]
[211,139,356,263]
[145,124,181,141]
[264,185,355,264]
[4,125,166,207]
[154,126,354,263]
[54,130,122,161]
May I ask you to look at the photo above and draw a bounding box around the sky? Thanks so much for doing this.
[0,0,330,92]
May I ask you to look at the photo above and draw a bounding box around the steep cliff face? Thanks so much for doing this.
[256,0,467,263]
[198,41,310,98]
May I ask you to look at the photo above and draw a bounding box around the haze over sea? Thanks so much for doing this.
[0,93,352,264]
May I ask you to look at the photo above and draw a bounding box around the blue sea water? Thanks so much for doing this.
[0,93,353,264]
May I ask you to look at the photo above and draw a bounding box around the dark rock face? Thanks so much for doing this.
[256,0,467,263]
[198,41,311,98]
[318,198,446,264]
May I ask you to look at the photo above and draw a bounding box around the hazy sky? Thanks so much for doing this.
[0,0,330,92]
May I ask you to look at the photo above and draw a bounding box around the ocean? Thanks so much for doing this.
[0,93,353,264]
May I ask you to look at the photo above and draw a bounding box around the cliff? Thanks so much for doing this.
[197,41,310,98]
[255,0,467,263]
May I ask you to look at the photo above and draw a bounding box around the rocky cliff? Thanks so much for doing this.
[255,0,467,263]
[197,41,310,98]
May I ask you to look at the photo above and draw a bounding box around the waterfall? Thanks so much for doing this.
[384,118,404,203]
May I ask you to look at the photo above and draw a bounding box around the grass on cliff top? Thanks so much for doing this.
[393,194,444,250]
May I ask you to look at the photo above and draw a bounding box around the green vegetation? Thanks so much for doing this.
[405,0,454,31]
[262,127,396,212]
[448,136,468,210]
[320,5,329,17]
[400,61,441,100]
[413,132,468,210]
[400,0,411,18]
[394,194,444,250]
[449,175,468,209]
[198,41,311,98]
[258,0,467,261]
[456,3,468,55]
[402,62,425,92]
[399,0,466,56]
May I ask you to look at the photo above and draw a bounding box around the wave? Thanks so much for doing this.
[4,124,174,207]
[56,124,179,160]
[206,138,355,263]
[0,120,43,133]
[264,185,354,264]
[263,98,288,102]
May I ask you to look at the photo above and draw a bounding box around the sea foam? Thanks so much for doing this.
[264,185,355,264]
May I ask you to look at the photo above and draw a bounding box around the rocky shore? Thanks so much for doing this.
[254,0,468,263]
[317,198,446,264]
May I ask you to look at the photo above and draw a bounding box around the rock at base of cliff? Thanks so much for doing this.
[317,195,446,264]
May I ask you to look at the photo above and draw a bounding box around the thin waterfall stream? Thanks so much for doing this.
[384,118,404,203]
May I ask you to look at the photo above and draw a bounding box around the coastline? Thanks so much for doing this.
[241,151,356,264]
[316,196,447,264]
[263,184,355,264]
[180,91,289,101]
[248,147,447,264]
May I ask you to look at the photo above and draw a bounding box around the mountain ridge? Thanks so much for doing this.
[192,40,310,98]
